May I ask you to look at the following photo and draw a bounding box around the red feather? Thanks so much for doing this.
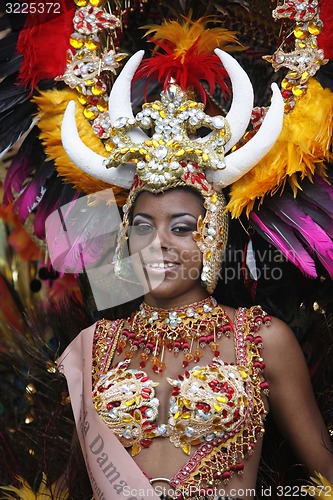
[17,0,75,89]
[318,0,333,59]
[134,38,231,104]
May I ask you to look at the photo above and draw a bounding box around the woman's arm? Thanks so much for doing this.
[261,317,333,483]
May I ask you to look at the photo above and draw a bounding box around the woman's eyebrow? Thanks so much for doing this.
[132,213,153,220]
[171,213,198,220]
[133,212,197,220]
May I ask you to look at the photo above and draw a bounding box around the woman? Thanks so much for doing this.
[57,31,333,498]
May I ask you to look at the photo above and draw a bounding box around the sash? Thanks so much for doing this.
[57,324,160,500]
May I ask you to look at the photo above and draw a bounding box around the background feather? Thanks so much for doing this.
[16,0,75,89]
[13,160,55,224]
[266,193,333,277]
[0,77,29,114]
[45,191,120,274]
[3,129,45,204]
[250,211,317,278]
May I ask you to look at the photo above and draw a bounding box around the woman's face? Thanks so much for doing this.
[129,189,208,308]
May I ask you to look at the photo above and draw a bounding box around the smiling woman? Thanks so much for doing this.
[128,189,207,308]
[55,17,333,500]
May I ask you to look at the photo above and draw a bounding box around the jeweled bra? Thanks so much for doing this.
[92,304,271,496]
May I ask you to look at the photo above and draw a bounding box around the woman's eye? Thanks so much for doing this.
[172,225,195,233]
[131,223,154,235]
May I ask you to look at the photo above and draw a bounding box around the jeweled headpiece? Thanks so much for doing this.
[61,23,284,292]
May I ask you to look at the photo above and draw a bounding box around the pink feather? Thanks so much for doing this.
[300,200,333,238]
[45,193,120,274]
[250,211,317,278]
[3,153,32,205]
[13,162,54,223]
[267,193,333,277]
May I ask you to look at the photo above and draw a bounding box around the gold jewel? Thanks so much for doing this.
[264,0,327,111]
[117,297,233,373]
[92,361,163,456]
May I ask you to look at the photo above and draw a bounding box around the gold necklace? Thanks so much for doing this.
[116,296,233,373]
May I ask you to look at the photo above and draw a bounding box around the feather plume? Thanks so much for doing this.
[31,175,74,239]
[300,199,333,238]
[303,472,333,499]
[314,174,333,200]
[143,17,243,57]
[317,0,333,59]
[3,130,43,205]
[267,193,333,278]
[227,78,333,217]
[0,101,36,154]
[45,192,120,274]
[135,17,243,103]
[297,178,333,218]
[250,211,317,278]
[33,88,127,203]
[0,472,69,499]
[0,76,29,114]
[13,160,55,223]
[0,54,23,79]
[17,0,75,89]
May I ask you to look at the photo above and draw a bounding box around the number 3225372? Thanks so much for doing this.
[276,485,332,496]
[5,3,61,14]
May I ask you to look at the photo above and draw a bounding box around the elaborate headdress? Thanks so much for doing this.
[61,21,284,292]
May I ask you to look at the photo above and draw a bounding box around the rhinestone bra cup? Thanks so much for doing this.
[93,358,251,457]
[92,305,271,491]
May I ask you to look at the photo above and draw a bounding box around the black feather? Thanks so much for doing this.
[0,54,23,77]
[0,76,29,112]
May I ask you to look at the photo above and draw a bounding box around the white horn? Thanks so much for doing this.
[61,100,136,189]
[206,83,284,189]
[109,50,149,143]
[196,49,254,153]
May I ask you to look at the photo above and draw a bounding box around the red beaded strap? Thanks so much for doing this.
[92,318,124,387]
[237,305,271,395]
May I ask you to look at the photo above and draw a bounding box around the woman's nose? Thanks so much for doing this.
[149,228,171,251]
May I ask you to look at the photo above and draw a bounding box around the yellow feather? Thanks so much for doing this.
[227,78,333,218]
[302,472,333,499]
[32,89,128,203]
[143,16,243,62]
[0,473,68,499]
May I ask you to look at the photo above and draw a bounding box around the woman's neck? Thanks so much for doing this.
[143,289,210,309]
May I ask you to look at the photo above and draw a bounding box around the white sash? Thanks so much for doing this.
[57,324,161,500]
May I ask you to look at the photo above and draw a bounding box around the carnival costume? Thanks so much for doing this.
[55,17,285,498]
[1,3,333,499]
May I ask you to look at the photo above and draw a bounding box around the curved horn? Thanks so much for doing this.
[215,49,254,152]
[206,83,284,189]
[196,49,254,153]
[109,50,149,143]
[61,100,136,188]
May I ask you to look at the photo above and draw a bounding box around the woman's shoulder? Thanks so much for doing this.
[255,312,306,382]
[220,302,297,351]
[258,313,296,349]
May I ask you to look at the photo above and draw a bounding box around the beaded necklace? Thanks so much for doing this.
[116,296,233,373]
